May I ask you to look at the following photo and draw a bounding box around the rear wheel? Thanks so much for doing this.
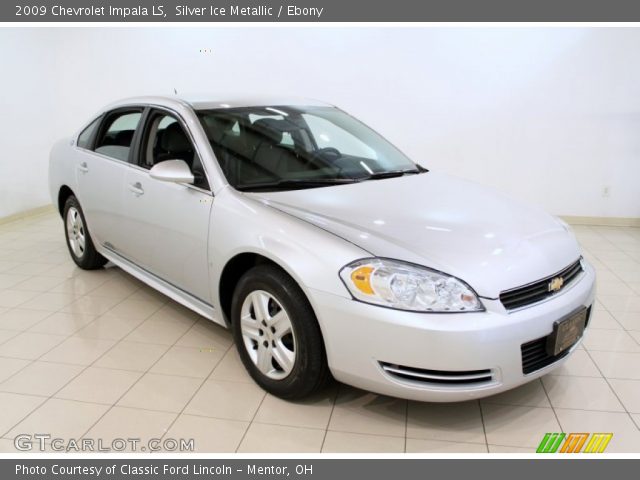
[63,196,107,270]
[231,265,331,399]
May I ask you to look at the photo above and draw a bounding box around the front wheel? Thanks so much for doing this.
[63,195,107,270]
[231,265,331,399]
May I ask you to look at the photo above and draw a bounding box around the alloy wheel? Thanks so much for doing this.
[240,290,297,380]
[66,206,86,258]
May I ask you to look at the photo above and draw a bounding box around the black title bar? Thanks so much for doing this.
[5,0,640,22]
[4,459,640,480]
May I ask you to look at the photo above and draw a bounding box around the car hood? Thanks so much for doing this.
[247,172,581,298]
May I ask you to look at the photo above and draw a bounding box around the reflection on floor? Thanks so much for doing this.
[0,212,639,453]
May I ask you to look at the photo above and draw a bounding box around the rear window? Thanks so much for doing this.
[94,111,142,162]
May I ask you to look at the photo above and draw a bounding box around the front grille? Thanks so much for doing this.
[380,362,493,386]
[500,259,583,311]
[521,307,590,374]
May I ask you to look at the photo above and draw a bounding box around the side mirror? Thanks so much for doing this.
[149,160,194,184]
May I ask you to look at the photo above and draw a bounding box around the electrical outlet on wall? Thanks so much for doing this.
[602,186,611,198]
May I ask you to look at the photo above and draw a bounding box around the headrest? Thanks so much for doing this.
[114,129,134,146]
[160,122,191,152]
[202,116,237,143]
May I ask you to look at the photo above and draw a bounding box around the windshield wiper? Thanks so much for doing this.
[236,166,427,191]
[235,178,358,192]
[361,167,426,181]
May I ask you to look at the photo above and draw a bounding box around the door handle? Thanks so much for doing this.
[128,182,144,196]
[78,162,89,173]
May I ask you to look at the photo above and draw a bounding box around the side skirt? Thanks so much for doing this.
[99,244,225,327]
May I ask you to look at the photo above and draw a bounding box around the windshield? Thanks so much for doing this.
[197,106,423,191]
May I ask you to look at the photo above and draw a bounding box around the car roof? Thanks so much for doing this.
[104,94,333,111]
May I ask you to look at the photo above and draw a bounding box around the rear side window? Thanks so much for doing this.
[94,111,142,162]
[77,117,101,149]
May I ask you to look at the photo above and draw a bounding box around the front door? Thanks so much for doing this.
[118,109,213,304]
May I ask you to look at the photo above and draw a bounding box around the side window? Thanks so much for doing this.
[94,111,142,162]
[141,111,209,190]
[77,117,101,149]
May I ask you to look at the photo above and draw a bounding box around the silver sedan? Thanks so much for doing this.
[49,95,595,401]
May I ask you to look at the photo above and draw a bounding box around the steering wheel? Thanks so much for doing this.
[304,147,343,170]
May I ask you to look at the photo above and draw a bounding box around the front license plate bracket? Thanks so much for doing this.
[546,307,587,356]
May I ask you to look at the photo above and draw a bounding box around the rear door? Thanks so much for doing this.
[118,107,213,304]
[75,108,144,250]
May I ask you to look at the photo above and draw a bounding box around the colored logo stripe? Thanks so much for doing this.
[536,432,566,453]
[560,433,589,453]
[537,433,613,453]
[583,433,613,453]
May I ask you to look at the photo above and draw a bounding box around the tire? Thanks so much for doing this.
[231,264,331,399]
[63,195,108,270]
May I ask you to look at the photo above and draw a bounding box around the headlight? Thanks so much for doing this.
[339,258,483,312]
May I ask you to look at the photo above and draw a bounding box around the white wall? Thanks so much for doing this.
[0,29,59,217]
[1,27,639,219]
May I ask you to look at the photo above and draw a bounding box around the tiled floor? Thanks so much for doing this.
[0,211,639,453]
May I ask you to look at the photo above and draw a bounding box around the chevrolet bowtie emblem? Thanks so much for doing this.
[548,276,564,292]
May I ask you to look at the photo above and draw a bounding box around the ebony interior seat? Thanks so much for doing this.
[250,119,309,177]
[156,122,194,167]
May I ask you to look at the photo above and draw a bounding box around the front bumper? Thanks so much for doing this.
[308,260,596,402]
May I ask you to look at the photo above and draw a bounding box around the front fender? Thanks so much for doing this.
[209,187,369,316]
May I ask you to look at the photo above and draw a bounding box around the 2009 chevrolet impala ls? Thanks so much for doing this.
[49,95,596,401]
